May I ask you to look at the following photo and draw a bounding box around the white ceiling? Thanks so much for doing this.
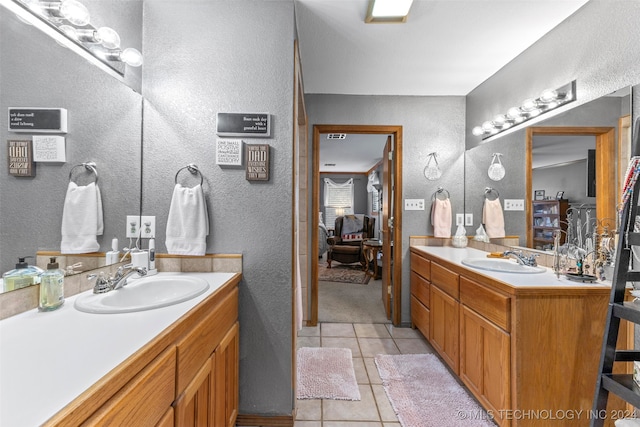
[298,0,590,172]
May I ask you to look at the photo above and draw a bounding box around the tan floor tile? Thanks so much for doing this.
[364,358,382,385]
[358,338,399,357]
[298,336,321,349]
[322,323,356,337]
[322,337,362,358]
[294,421,322,427]
[382,423,401,427]
[385,324,422,339]
[299,325,320,337]
[296,398,322,420]
[354,324,391,338]
[371,385,398,422]
[323,385,379,421]
[394,338,434,354]
[324,422,383,427]
[352,357,368,384]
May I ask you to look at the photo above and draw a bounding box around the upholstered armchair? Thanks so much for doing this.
[327,215,376,268]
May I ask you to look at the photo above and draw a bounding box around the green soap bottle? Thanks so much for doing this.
[2,256,43,292]
[39,257,64,311]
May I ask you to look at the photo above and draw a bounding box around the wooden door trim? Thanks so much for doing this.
[525,126,616,248]
[311,124,403,326]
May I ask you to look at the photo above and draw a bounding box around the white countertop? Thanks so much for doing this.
[411,245,611,289]
[0,272,237,427]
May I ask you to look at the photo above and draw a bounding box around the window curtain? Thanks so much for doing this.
[324,178,354,228]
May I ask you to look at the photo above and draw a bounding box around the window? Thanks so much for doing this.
[324,178,354,228]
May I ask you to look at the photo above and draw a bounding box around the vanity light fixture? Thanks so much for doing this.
[365,0,413,23]
[8,0,143,70]
[472,81,576,139]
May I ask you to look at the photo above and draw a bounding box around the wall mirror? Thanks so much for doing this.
[0,4,143,293]
[464,86,632,252]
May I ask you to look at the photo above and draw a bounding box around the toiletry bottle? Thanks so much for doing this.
[106,237,120,265]
[2,256,43,291]
[39,257,64,311]
[147,236,157,275]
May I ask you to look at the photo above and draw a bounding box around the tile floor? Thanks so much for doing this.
[295,322,435,427]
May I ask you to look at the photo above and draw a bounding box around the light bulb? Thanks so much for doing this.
[493,114,506,127]
[58,24,77,39]
[59,0,90,26]
[120,48,143,67]
[472,126,484,136]
[521,98,538,112]
[539,89,558,103]
[481,121,494,132]
[97,27,120,49]
[506,107,522,119]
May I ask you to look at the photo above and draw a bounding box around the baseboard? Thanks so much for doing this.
[236,413,294,427]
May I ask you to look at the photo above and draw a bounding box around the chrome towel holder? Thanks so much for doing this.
[69,162,98,184]
[175,163,204,186]
[432,186,450,201]
[484,187,500,200]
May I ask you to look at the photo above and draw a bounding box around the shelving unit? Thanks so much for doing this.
[532,199,569,250]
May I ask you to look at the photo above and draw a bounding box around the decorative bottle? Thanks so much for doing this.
[39,257,64,311]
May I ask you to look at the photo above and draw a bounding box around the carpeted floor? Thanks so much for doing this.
[375,353,496,427]
[318,278,390,324]
[297,347,361,401]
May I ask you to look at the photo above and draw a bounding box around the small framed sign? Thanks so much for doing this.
[245,144,270,181]
[8,108,68,133]
[33,135,66,162]
[555,191,565,200]
[216,139,243,166]
[8,140,35,177]
[216,112,270,137]
[534,190,545,201]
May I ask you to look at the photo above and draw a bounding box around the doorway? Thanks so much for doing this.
[311,124,403,326]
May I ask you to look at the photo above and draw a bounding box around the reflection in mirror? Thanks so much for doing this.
[0,0,143,93]
[0,5,143,293]
[464,87,632,261]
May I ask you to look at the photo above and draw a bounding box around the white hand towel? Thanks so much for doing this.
[483,198,506,238]
[165,184,209,256]
[431,198,452,238]
[60,182,103,254]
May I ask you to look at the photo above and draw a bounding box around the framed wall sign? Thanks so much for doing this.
[8,108,68,133]
[216,112,270,137]
[245,144,270,181]
[33,135,66,162]
[8,140,35,177]
[216,139,243,166]
[534,190,545,201]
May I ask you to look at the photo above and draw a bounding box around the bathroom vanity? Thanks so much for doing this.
[410,245,629,427]
[0,272,240,427]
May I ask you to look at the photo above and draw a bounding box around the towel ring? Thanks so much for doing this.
[69,162,98,184]
[484,187,499,200]
[175,163,204,186]
[432,186,450,201]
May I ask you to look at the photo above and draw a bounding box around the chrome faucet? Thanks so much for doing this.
[92,264,147,294]
[503,250,539,267]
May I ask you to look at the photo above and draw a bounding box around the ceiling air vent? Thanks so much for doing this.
[327,133,347,140]
[324,163,336,167]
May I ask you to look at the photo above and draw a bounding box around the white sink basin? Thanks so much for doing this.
[75,275,210,314]
[461,258,546,274]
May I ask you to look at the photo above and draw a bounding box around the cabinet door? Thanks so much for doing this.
[214,322,239,427]
[460,306,510,426]
[174,353,216,427]
[430,285,459,374]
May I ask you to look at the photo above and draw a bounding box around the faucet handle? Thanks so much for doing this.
[93,272,112,294]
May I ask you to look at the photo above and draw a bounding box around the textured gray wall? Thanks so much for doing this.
[532,160,594,206]
[305,94,466,325]
[465,96,626,244]
[141,0,295,415]
[0,8,142,274]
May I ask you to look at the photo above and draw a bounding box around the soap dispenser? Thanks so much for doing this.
[2,256,43,292]
[39,257,64,311]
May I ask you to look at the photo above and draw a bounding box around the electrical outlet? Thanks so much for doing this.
[404,198,425,211]
[126,215,156,238]
[465,213,473,226]
[504,199,525,211]
[456,214,464,226]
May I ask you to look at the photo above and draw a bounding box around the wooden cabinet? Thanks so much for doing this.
[410,252,431,339]
[532,199,568,250]
[429,285,459,374]
[43,275,241,427]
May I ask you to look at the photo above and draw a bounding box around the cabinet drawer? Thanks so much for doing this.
[176,288,238,393]
[460,276,510,332]
[410,252,430,281]
[84,346,176,426]
[411,295,430,340]
[411,270,430,308]
[431,262,459,299]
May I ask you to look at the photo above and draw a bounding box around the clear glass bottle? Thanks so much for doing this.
[39,257,64,311]
[2,256,43,292]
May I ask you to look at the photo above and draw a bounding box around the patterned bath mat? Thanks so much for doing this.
[297,347,361,401]
[318,263,370,285]
[375,353,496,427]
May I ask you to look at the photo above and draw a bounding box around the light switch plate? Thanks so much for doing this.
[456,214,464,226]
[504,199,525,211]
[465,213,473,226]
[405,199,425,210]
